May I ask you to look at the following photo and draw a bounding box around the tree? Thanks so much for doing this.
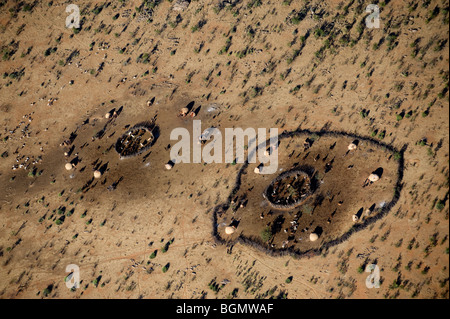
[261,227,273,242]
[436,200,445,211]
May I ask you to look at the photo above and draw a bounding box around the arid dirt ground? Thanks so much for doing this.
[0,0,448,299]
[217,132,401,254]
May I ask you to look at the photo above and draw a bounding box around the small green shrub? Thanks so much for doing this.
[260,227,273,242]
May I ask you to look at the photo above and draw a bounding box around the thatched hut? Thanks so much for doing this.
[65,163,73,171]
[310,233,319,242]
[94,170,102,179]
[165,162,174,170]
[225,226,236,235]
[179,107,189,117]
[264,147,273,157]
[364,172,381,187]
[254,164,263,174]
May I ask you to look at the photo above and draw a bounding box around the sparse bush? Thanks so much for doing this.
[247,0,262,9]
[42,287,51,297]
[436,200,445,211]
[22,4,32,12]
[260,227,273,242]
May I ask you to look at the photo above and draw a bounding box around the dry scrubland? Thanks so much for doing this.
[0,0,448,299]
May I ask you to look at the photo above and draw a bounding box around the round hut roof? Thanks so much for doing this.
[165,162,173,170]
[105,112,111,119]
[225,226,236,235]
[368,173,380,182]
[310,233,319,242]
[65,163,73,170]
[348,143,358,151]
[264,147,272,157]
[93,170,102,178]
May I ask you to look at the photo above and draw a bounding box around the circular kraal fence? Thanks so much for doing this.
[263,169,313,210]
[209,128,406,259]
[115,121,158,159]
